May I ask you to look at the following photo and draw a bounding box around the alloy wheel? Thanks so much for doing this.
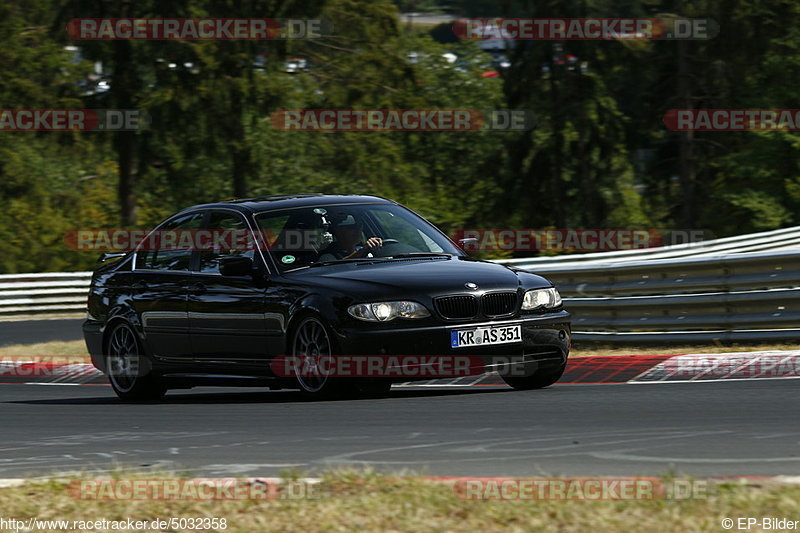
[292,317,334,393]
[106,324,141,393]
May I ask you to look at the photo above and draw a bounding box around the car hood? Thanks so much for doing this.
[293,257,551,296]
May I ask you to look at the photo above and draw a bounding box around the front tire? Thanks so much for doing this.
[291,316,350,397]
[501,363,566,390]
[105,322,165,401]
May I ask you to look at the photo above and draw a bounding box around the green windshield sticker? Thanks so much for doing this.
[281,255,296,264]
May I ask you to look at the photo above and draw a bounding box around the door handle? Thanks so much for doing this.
[132,281,147,290]
[186,283,207,295]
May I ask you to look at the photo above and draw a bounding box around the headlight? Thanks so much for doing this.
[521,288,562,310]
[348,301,431,322]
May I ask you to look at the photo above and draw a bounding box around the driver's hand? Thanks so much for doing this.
[364,237,383,251]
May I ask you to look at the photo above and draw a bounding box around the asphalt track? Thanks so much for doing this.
[0,379,798,479]
[0,318,84,346]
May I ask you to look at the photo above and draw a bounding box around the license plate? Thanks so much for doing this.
[450,324,522,348]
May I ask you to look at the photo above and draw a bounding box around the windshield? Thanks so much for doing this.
[254,203,462,272]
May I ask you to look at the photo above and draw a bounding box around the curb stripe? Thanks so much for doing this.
[2,350,800,387]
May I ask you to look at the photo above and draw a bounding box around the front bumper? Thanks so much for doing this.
[333,311,571,378]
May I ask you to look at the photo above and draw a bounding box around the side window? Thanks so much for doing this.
[135,212,204,271]
[257,214,291,250]
[198,211,253,274]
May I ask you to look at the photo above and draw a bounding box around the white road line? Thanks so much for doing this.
[628,375,800,384]
[23,382,83,386]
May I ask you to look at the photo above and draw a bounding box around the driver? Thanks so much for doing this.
[318,214,383,261]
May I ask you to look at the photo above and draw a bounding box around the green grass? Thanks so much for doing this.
[0,341,90,361]
[0,470,798,532]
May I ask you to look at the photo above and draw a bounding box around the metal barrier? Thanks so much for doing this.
[500,225,800,269]
[0,272,91,317]
[1,246,800,344]
[503,251,800,343]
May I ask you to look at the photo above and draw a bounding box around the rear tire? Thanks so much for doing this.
[105,322,165,401]
[501,363,566,390]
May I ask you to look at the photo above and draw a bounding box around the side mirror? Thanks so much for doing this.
[457,237,480,256]
[219,256,254,277]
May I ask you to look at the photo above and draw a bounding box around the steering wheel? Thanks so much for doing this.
[369,238,421,258]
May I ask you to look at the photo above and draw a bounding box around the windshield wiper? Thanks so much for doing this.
[386,253,454,259]
[283,258,367,272]
[284,253,454,272]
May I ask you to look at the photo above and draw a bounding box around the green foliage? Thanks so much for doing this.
[0,136,118,272]
[2,0,800,272]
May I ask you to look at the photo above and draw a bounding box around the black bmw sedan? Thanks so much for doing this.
[83,194,571,400]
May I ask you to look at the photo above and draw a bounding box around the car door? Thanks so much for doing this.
[187,209,281,361]
[132,211,205,359]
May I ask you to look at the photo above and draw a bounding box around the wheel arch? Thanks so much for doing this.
[285,308,341,355]
[102,316,142,354]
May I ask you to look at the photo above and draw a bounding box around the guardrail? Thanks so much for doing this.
[0,272,91,317]
[500,225,800,269]
[501,251,800,343]
[2,246,800,345]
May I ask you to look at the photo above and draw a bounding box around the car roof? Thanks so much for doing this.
[176,194,396,215]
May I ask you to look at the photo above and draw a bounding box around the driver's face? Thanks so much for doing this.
[335,223,362,246]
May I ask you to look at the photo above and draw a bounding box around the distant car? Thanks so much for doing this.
[64,45,110,97]
[283,57,308,73]
[83,195,570,400]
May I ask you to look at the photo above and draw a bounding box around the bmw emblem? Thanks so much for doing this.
[465,282,478,290]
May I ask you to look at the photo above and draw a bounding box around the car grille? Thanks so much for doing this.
[435,295,478,319]
[435,292,518,319]
[482,292,517,317]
